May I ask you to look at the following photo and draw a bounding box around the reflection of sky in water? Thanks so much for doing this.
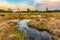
[18,19,51,40]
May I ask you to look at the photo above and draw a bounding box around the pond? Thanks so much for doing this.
[17,19,51,40]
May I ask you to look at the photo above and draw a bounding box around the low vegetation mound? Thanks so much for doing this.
[0,21,25,40]
[28,18,60,40]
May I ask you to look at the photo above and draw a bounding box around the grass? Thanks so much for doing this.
[11,27,25,40]
[0,12,60,20]
[0,12,60,40]
[7,22,25,40]
[0,21,25,40]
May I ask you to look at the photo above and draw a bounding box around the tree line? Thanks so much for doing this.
[0,8,60,13]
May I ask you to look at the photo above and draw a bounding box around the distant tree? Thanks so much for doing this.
[7,8,13,13]
[27,8,31,12]
[54,9,58,12]
[35,9,39,12]
[46,8,48,12]
[0,9,5,12]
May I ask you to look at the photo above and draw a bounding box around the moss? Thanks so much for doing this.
[13,29,25,40]
[38,22,47,29]
[7,26,25,40]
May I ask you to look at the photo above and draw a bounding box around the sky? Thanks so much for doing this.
[0,0,60,11]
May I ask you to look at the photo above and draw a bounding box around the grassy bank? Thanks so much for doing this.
[28,17,60,40]
[0,12,60,40]
[0,12,60,21]
[0,21,25,40]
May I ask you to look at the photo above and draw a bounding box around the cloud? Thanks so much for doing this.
[0,0,35,11]
[33,0,60,10]
[0,0,60,10]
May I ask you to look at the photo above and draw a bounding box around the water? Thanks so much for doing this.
[17,19,51,40]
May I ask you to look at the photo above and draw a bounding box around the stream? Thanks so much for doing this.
[17,19,51,40]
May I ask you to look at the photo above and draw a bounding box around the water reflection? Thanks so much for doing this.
[18,19,51,40]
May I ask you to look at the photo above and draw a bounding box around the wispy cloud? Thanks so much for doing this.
[0,0,60,10]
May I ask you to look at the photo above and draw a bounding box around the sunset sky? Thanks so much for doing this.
[0,0,60,11]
